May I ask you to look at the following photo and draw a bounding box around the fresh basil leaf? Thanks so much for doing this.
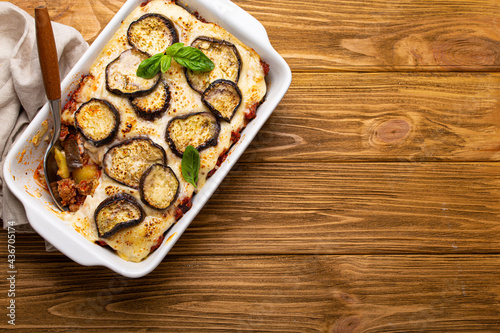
[181,145,200,188]
[136,53,163,79]
[173,46,215,72]
[137,44,213,79]
[165,42,184,57]
[160,55,172,73]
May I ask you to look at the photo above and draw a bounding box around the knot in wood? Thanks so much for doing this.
[330,316,361,333]
[373,119,411,145]
[339,292,356,304]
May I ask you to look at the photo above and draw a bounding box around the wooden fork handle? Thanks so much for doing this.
[35,6,61,101]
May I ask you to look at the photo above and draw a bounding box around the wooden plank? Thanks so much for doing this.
[3,162,500,255]
[11,0,500,71]
[1,254,499,331]
[241,72,500,163]
[236,0,500,72]
[156,162,500,255]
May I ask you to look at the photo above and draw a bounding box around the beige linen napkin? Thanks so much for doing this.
[0,3,88,231]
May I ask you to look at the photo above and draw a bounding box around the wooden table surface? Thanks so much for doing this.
[2,0,500,331]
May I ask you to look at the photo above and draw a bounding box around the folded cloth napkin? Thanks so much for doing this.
[0,3,88,232]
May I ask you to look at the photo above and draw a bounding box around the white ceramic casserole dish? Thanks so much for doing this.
[3,0,291,278]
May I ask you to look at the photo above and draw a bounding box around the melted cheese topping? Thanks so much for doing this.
[60,0,266,262]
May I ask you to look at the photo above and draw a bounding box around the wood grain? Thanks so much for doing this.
[175,162,500,255]
[5,162,500,256]
[1,253,499,332]
[10,0,500,71]
[2,0,500,331]
[13,0,123,44]
[237,0,500,71]
[241,72,500,163]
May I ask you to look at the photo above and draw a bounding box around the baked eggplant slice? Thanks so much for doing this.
[202,79,242,122]
[94,193,145,238]
[166,112,220,157]
[103,137,167,189]
[130,81,170,120]
[127,13,178,56]
[185,37,242,94]
[139,164,179,210]
[74,99,120,146]
[106,49,160,97]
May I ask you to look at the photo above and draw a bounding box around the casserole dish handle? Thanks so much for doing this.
[25,209,103,267]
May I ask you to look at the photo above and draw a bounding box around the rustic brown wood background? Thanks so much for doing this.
[2,0,500,331]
